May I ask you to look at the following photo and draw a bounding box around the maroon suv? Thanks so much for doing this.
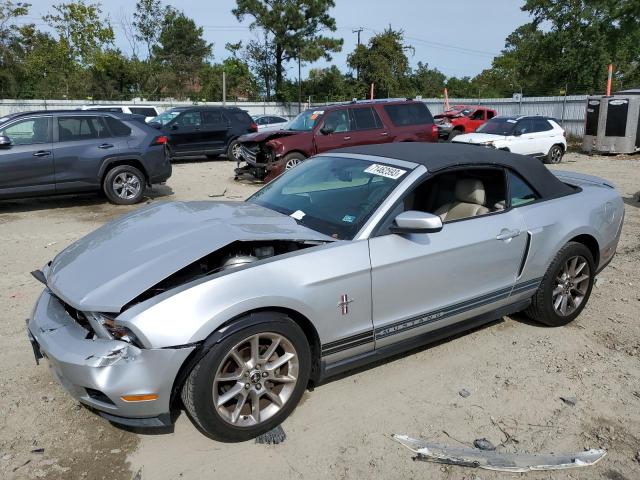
[236,99,437,181]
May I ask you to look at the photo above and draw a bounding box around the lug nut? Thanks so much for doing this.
[244,372,249,377]
[256,383,262,390]
[244,383,250,389]
[262,372,268,378]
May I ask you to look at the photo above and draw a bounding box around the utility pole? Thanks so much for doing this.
[222,71,226,105]
[298,55,302,114]
[352,27,363,80]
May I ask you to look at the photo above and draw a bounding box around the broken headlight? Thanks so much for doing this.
[84,312,143,347]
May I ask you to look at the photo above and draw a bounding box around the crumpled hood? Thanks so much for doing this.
[452,133,506,144]
[239,130,301,143]
[46,201,332,312]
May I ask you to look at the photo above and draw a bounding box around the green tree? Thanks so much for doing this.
[347,28,410,98]
[409,62,446,97]
[0,1,31,96]
[153,7,212,97]
[243,33,277,100]
[233,0,343,99]
[133,0,163,58]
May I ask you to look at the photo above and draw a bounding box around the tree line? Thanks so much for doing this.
[0,0,638,102]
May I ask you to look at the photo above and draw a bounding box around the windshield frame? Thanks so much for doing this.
[247,156,414,240]
[284,109,325,132]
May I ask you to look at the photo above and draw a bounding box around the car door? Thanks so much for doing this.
[368,167,528,348]
[509,119,536,155]
[467,109,486,132]
[166,110,203,155]
[530,118,556,156]
[201,109,230,153]
[53,115,117,191]
[348,107,392,145]
[313,109,355,153]
[0,116,55,197]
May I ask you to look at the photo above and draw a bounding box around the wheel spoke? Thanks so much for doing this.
[554,294,564,311]
[230,390,249,424]
[270,374,296,384]
[559,294,568,315]
[250,390,261,423]
[574,261,587,276]
[261,337,281,362]
[573,274,589,285]
[266,352,294,371]
[552,286,563,296]
[264,389,283,408]
[250,335,260,366]
[216,382,243,407]
[229,349,245,369]
[215,371,242,383]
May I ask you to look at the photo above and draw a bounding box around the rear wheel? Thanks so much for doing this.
[181,315,311,442]
[283,152,306,170]
[102,165,145,205]
[545,144,564,164]
[525,242,595,326]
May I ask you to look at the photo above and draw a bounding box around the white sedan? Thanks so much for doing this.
[452,116,567,164]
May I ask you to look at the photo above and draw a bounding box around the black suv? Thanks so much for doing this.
[149,106,257,161]
[0,110,171,205]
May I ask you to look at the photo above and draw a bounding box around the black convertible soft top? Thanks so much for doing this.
[331,143,575,199]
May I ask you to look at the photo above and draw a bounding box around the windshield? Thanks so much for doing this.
[476,118,516,136]
[151,109,182,126]
[285,109,324,131]
[247,157,408,240]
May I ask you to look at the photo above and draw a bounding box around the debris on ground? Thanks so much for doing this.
[473,438,496,451]
[255,425,286,445]
[392,434,606,472]
[30,448,44,454]
[561,396,578,407]
[208,189,227,198]
[459,389,471,398]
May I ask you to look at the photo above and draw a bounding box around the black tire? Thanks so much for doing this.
[181,314,311,442]
[545,144,564,164]
[227,139,241,162]
[447,129,462,141]
[283,152,306,171]
[525,242,595,326]
[102,164,145,205]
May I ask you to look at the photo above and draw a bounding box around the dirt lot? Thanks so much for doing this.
[1,152,639,480]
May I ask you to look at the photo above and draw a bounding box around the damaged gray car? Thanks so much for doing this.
[27,143,623,441]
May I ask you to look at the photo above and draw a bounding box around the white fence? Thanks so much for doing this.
[1,95,589,137]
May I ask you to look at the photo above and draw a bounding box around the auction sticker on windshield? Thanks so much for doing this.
[290,210,306,220]
[364,164,407,180]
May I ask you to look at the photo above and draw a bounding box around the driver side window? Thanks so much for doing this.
[321,110,352,133]
[1,117,51,145]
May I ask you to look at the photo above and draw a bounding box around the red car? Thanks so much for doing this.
[434,105,497,141]
[236,99,437,181]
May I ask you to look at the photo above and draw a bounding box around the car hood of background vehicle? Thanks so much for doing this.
[239,130,306,143]
[452,133,507,143]
[45,201,332,312]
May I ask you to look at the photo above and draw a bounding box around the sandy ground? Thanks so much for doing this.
[0,152,639,480]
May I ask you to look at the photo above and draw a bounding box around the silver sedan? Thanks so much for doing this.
[27,143,624,441]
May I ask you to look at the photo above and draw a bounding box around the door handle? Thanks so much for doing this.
[33,150,51,157]
[343,136,352,140]
[380,132,389,136]
[496,229,521,241]
[98,143,114,149]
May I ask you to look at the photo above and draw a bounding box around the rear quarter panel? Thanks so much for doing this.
[516,183,623,287]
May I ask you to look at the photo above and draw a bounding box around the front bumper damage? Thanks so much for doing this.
[235,143,283,181]
[27,289,194,427]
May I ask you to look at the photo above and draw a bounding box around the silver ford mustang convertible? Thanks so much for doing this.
[27,143,623,441]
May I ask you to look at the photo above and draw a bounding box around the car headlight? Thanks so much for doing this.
[84,312,143,347]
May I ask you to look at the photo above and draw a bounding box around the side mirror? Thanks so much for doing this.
[320,124,335,135]
[170,124,179,131]
[0,135,12,147]
[390,211,443,234]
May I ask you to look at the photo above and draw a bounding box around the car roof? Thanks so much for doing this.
[305,98,425,113]
[491,115,555,122]
[330,143,575,200]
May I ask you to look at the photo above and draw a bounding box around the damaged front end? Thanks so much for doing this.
[235,130,304,181]
[235,141,277,180]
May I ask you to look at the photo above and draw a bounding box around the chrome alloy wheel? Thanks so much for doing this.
[552,255,590,316]
[212,333,299,427]
[231,142,241,160]
[285,158,302,170]
[112,172,141,200]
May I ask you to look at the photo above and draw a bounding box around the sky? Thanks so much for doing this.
[18,0,531,79]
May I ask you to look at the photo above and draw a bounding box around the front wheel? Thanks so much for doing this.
[525,242,595,326]
[102,165,145,205]
[181,316,311,442]
[545,144,564,164]
[227,139,241,162]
